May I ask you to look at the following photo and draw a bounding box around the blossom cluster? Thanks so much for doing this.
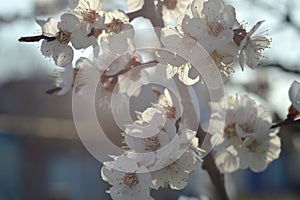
[19,0,283,199]
[101,88,202,199]
[159,0,271,79]
[31,0,272,95]
[211,95,281,173]
[36,0,135,94]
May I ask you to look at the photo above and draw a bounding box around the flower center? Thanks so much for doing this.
[123,173,139,189]
[239,123,254,133]
[246,139,261,153]
[56,30,71,45]
[144,136,161,151]
[89,27,104,38]
[211,50,225,66]
[165,106,176,119]
[288,105,300,120]
[233,27,247,46]
[206,20,224,37]
[224,123,237,139]
[108,19,124,34]
[164,0,178,10]
[83,10,98,24]
[101,76,118,92]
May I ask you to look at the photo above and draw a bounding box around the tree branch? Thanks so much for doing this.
[18,35,56,42]
[197,127,229,200]
[271,118,300,129]
[261,62,300,75]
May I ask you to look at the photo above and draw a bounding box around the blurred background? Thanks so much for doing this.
[0,0,300,199]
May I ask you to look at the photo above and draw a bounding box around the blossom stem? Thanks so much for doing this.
[127,10,141,21]
[103,60,158,78]
[18,35,56,42]
[46,87,62,95]
[262,62,300,75]
[271,118,300,129]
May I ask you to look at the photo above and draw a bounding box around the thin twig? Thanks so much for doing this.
[103,60,158,78]
[271,118,300,129]
[18,35,56,42]
[261,62,300,75]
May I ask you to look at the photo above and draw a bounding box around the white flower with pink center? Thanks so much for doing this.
[37,13,96,66]
[68,0,106,30]
[212,95,281,173]
[181,0,239,53]
[103,9,135,54]
[150,151,197,190]
[101,156,154,200]
[235,21,271,70]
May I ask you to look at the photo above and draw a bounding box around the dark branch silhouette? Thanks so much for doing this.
[261,62,300,75]
[18,35,56,42]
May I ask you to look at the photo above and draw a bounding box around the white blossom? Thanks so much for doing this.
[101,156,153,200]
[212,95,281,173]
[69,0,108,40]
[118,68,149,96]
[127,0,192,25]
[153,126,199,170]
[181,0,239,53]
[103,9,135,54]
[209,42,239,77]
[72,56,99,93]
[214,144,240,173]
[68,0,101,21]
[48,63,74,95]
[151,151,197,190]
[176,0,241,77]
[239,131,281,172]
[125,123,174,153]
[166,62,200,85]
[237,21,271,70]
[161,0,193,25]
[36,13,96,66]
[37,16,75,67]
[127,0,144,12]
[154,88,182,120]
[124,107,176,152]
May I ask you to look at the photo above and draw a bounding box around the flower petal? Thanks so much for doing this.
[127,0,144,12]
[59,13,81,32]
[71,30,96,49]
[41,40,57,57]
[52,44,74,67]
[40,17,59,37]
